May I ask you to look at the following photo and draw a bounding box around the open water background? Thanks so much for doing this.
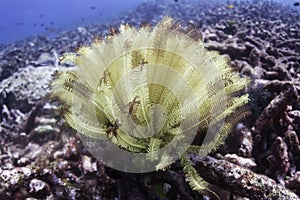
[0,0,299,45]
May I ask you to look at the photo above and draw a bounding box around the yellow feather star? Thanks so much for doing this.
[51,17,249,198]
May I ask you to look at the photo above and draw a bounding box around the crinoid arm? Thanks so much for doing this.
[181,154,221,200]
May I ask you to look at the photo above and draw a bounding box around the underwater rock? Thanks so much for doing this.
[285,171,300,195]
[287,110,300,131]
[0,65,64,112]
[226,123,253,158]
[196,156,299,200]
[32,50,59,67]
[224,154,256,169]
[252,85,298,136]
[28,125,60,144]
[285,126,300,174]
[81,155,97,174]
[29,178,50,198]
[266,136,290,184]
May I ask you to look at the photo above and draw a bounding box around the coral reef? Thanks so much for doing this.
[0,0,300,199]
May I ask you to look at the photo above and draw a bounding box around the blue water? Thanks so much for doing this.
[0,0,298,45]
[0,0,145,44]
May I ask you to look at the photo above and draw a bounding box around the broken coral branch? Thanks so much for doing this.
[195,156,300,200]
[251,84,298,135]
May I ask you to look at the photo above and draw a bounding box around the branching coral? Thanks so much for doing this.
[51,17,249,197]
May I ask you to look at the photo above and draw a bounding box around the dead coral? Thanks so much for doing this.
[266,136,290,184]
[287,109,300,133]
[195,156,299,200]
[229,123,253,158]
[251,84,298,136]
[224,154,256,170]
[285,171,300,196]
[250,81,299,175]
[285,125,300,175]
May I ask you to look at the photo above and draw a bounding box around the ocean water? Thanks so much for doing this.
[0,0,299,45]
[0,0,145,44]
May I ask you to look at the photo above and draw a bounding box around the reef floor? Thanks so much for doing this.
[0,0,300,199]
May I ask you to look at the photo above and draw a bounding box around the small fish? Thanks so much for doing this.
[294,2,300,6]
[174,0,178,2]
[39,14,44,18]
[45,27,58,33]
[227,4,234,9]
[14,22,24,26]
[90,6,96,10]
